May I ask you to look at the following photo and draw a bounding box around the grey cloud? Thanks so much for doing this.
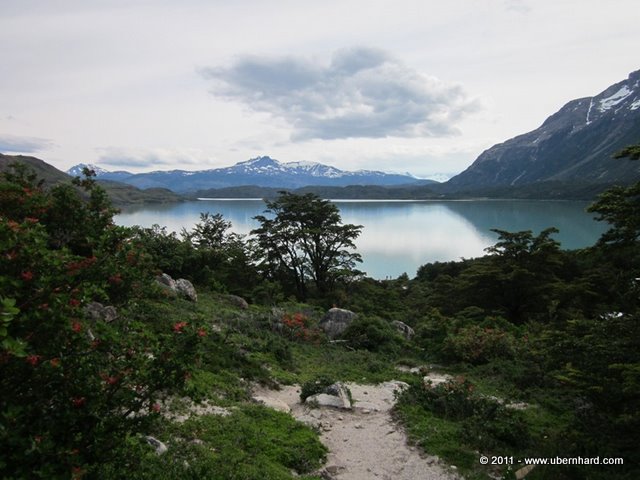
[201,47,479,141]
[504,0,532,14]
[97,148,201,170]
[0,133,53,153]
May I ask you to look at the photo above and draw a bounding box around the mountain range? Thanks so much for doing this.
[446,69,640,191]
[67,157,431,193]
[4,69,640,202]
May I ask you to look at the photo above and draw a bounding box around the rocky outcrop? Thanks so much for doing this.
[84,301,118,323]
[224,294,249,310]
[144,435,168,455]
[155,273,197,302]
[305,382,353,410]
[319,308,357,339]
[155,273,176,292]
[391,320,415,340]
[175,278,197,302]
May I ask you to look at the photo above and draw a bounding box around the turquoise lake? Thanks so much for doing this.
[116,199,608,279]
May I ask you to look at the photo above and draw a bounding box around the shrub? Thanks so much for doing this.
[442,324,516,364]
[0,165,208,477]
[279,311,323,343]
[341,316,404,353]
[300,375,336,402]
[397,377,530,451]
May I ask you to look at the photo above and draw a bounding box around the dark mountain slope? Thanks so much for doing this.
[446,70,640,190]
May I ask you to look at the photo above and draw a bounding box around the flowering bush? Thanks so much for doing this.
[442,324,516,364]
[280,312,322,343]
[0,165,206,478]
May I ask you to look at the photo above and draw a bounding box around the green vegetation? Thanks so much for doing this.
[252,191,362,300]
[1,146,639,479]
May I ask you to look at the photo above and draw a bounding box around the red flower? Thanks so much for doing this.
[71,397,86,407]
[69,298,80,307]
[126,251,138,265]
[173,321,188,333]
[26,354,42,366]
[151,403,161,413]
[197,328,207,337]
[71,466,85,479]
[7,220,20,232]
[71,321,82,333]
[21,270,33,281]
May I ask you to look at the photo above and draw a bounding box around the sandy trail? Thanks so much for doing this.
[253,379,460,480]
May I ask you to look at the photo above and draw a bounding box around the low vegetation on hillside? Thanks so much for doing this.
[1,148,639,479]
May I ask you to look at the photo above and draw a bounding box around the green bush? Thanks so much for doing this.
[397,378,530,451]
[300,375,336,402]
[341,316,404,353]
[443,324,516,364]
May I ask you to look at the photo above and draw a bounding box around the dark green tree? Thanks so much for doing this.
[251,192,362,300]
[455,228,565,323]
[182,212,237,250]
[588,144,640,246]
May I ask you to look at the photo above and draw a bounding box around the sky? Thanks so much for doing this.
[1,0,638,180]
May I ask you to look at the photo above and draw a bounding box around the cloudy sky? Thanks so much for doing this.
[1,0,638,179]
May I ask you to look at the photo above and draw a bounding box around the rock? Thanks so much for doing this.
[423,373,452,387]
[381,380,410,393]
[175,278,197,302]
[319,308,357,339]
[154,274,197,302]
[253,395,291,413]
[156,273,176,291]
[515,464,536,479]
[224,294,249,309]
[325,464,346,475]
[391,320,415,340]
[306,382,353,409]
[84,301,118,323]
[144,435,168,455]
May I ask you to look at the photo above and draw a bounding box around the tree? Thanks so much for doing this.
[182,212,236,250]
[251,192,362,300]
[455,228,566,323]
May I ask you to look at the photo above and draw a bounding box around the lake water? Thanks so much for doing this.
[116,199,608,279]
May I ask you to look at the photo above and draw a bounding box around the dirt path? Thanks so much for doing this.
[253,379,460,480]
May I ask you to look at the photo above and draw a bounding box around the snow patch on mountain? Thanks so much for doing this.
[599,85,633,112]
[66,163,110,177]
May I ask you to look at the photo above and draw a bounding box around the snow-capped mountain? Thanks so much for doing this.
[67,163,112,177]
[67,156,427,193]
[447,69,640,189]
[66,163,134,182]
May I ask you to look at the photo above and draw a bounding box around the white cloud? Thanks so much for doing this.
[201,47,480,141]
